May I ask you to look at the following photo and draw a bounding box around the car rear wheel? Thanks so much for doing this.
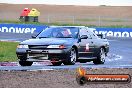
[51,61,62,66]
[79,61,87,63]
[19,61,33,66]
[63,48,77,65]
[93,48,105,64]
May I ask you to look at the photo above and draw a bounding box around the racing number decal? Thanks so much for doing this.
[85,43,89,51]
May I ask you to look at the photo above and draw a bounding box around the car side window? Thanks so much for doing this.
[87,29,98,39]
[80,28,92,39]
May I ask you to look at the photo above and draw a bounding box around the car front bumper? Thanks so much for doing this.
[16,48,70,62]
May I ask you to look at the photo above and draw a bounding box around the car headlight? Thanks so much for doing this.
[47,45,66,49]
[17,45,29,48]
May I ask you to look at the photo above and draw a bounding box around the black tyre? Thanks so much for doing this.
[93,48,105,64]
[63,48,77,65]
[51,62,62,66]
[19,61,33,66]
[79,61,87,63]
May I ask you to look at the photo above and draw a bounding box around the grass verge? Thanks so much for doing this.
[0,20,132,28]
[0,41,19,62]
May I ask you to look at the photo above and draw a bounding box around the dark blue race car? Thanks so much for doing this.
[16,26,109,66]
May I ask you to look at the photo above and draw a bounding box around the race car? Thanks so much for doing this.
[16,26,109,66]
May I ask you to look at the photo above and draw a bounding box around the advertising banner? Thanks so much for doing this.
[0,23,47,34]
[93,28,132,38]
[0,24,132,39]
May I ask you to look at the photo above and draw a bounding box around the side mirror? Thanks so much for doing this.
[32,35,36,38]
[97,34,106,39]
[80,35,88,39]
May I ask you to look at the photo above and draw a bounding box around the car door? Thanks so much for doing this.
[78,28,95,58]
[86,29,100,56]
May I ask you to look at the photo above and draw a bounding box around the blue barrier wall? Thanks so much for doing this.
[0,24,47,34]
[94,28,132,38]
[0,24,132,38]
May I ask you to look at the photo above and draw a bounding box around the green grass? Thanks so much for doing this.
[77,18,127,22]
[0,41,19,62]
[77,18,97,22]
[0,19,132,28]
[101,19,125,22]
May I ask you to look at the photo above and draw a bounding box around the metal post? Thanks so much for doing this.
[72,16,75,24]
[47,15,50,23]
[98,16,101,26]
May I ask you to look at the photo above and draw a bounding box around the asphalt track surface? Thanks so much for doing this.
[0,37,132,71]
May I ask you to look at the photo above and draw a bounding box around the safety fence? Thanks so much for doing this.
[40,15,132,26]
[1,13,132,26]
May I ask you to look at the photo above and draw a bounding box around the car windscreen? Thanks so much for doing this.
[37,27,79,38]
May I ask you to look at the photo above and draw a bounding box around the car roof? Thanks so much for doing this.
[49,26,86,28]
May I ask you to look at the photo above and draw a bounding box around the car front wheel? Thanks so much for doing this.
[51,61,62,66]
[93,48,105,64]
[63,48,77,65]
[19,61,33,66]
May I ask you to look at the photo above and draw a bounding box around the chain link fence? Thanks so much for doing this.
[39,14,132,26]
[0,12,132,26]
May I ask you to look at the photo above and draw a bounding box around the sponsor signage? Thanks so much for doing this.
[0,24,48,34]
[91,28,132,38]
[0,24,132,38]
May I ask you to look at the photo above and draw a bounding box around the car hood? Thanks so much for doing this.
[21,38,77,45]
